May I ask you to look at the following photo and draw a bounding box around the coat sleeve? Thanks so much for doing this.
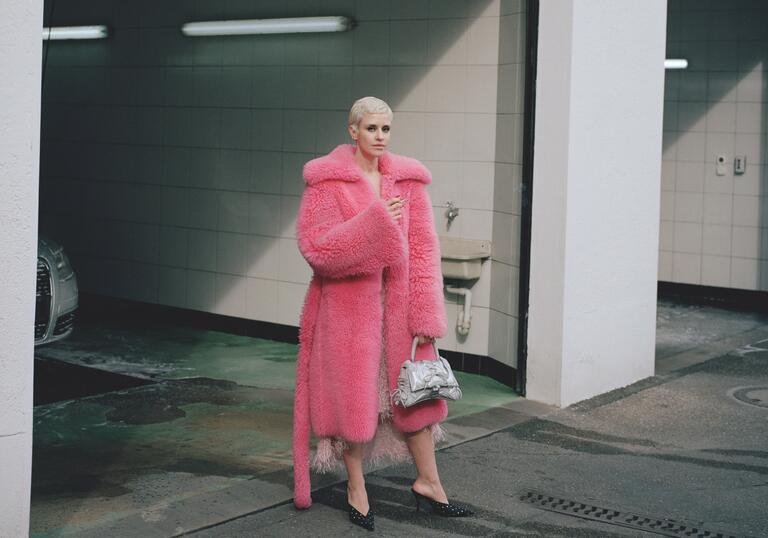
[407,182,448,338]
[296,184,407,278]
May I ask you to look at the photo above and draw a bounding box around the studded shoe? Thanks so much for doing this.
[347,502,374,531]
[411,488,474,517]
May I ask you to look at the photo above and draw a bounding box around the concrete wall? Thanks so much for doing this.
[660,0,768,290]
[39,0,527,368]
[527,0,666,406]
[0,0,43,534]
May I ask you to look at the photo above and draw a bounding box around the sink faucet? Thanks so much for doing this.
[445,201,459,227]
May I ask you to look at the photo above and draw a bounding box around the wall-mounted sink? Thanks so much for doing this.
[439,236,491,280]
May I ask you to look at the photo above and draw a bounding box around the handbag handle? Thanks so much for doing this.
[410,335,439,361]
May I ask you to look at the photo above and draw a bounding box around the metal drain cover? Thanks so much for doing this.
[520,491,751,538]
[728,386,768,409]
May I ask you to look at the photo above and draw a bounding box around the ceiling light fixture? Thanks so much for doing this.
[664,59,688,69]
[42,25,108,40]
[181,16,353,37]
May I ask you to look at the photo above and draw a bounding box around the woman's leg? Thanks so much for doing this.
[342,441,370,514]
[405,427,448,503]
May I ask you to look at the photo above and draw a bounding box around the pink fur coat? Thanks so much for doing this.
[292,143,448,509]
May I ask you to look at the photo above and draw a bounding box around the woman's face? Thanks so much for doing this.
[350,112,391,158]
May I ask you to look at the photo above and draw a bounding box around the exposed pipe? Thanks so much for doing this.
[445,285,472,336]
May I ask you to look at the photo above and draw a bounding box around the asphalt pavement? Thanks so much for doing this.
[187,307,768,538]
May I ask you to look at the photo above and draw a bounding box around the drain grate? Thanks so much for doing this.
[520,491,751,538]
[729,386,768,409]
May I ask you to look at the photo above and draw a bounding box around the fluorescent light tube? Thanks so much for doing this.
[664,59,688,69]
[181,16,352,37]
[42,25,108,40]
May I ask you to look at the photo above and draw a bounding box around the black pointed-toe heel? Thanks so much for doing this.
[347,502,375,531]
[411,488,474,517]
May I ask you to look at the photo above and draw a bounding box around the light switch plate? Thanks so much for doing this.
[734,155,746,175]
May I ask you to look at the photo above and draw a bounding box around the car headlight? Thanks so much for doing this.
[54,249,74,280]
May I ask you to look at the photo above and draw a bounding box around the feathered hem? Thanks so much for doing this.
[310,418,447,473]
[310,338,447,473]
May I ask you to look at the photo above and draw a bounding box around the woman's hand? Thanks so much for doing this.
[415,334,434,345]
[385,197,405,222]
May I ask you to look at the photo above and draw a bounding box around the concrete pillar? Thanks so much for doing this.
[0,0,44,535]
[526,0,667,406]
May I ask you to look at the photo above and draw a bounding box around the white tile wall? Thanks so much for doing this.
[703,224,732,256]
[701,254,730,287]
[483,0,526,368]
[214,273,247,317]
[661,1,768,290]
[39,0,527,364]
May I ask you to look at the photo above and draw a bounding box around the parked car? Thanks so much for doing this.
[35,235,78,346]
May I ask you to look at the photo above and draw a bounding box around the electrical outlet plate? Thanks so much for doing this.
[715,154,727,176]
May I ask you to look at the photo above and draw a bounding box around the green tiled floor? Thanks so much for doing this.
[32,320,518,537]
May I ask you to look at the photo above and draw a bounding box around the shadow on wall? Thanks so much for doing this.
[661,1,767,289]
[38,0,516,324]
[34,2,524,530]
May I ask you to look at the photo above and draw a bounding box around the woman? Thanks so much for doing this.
[292,96,472,530]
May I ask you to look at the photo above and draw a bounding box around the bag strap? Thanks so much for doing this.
[410,335,440,361]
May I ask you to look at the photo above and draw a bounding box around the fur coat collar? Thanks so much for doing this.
[302,143,432,186]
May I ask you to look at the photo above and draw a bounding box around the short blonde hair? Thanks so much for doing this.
[348,96,393,127]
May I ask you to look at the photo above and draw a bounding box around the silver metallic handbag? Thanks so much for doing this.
[391,336,462,408]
